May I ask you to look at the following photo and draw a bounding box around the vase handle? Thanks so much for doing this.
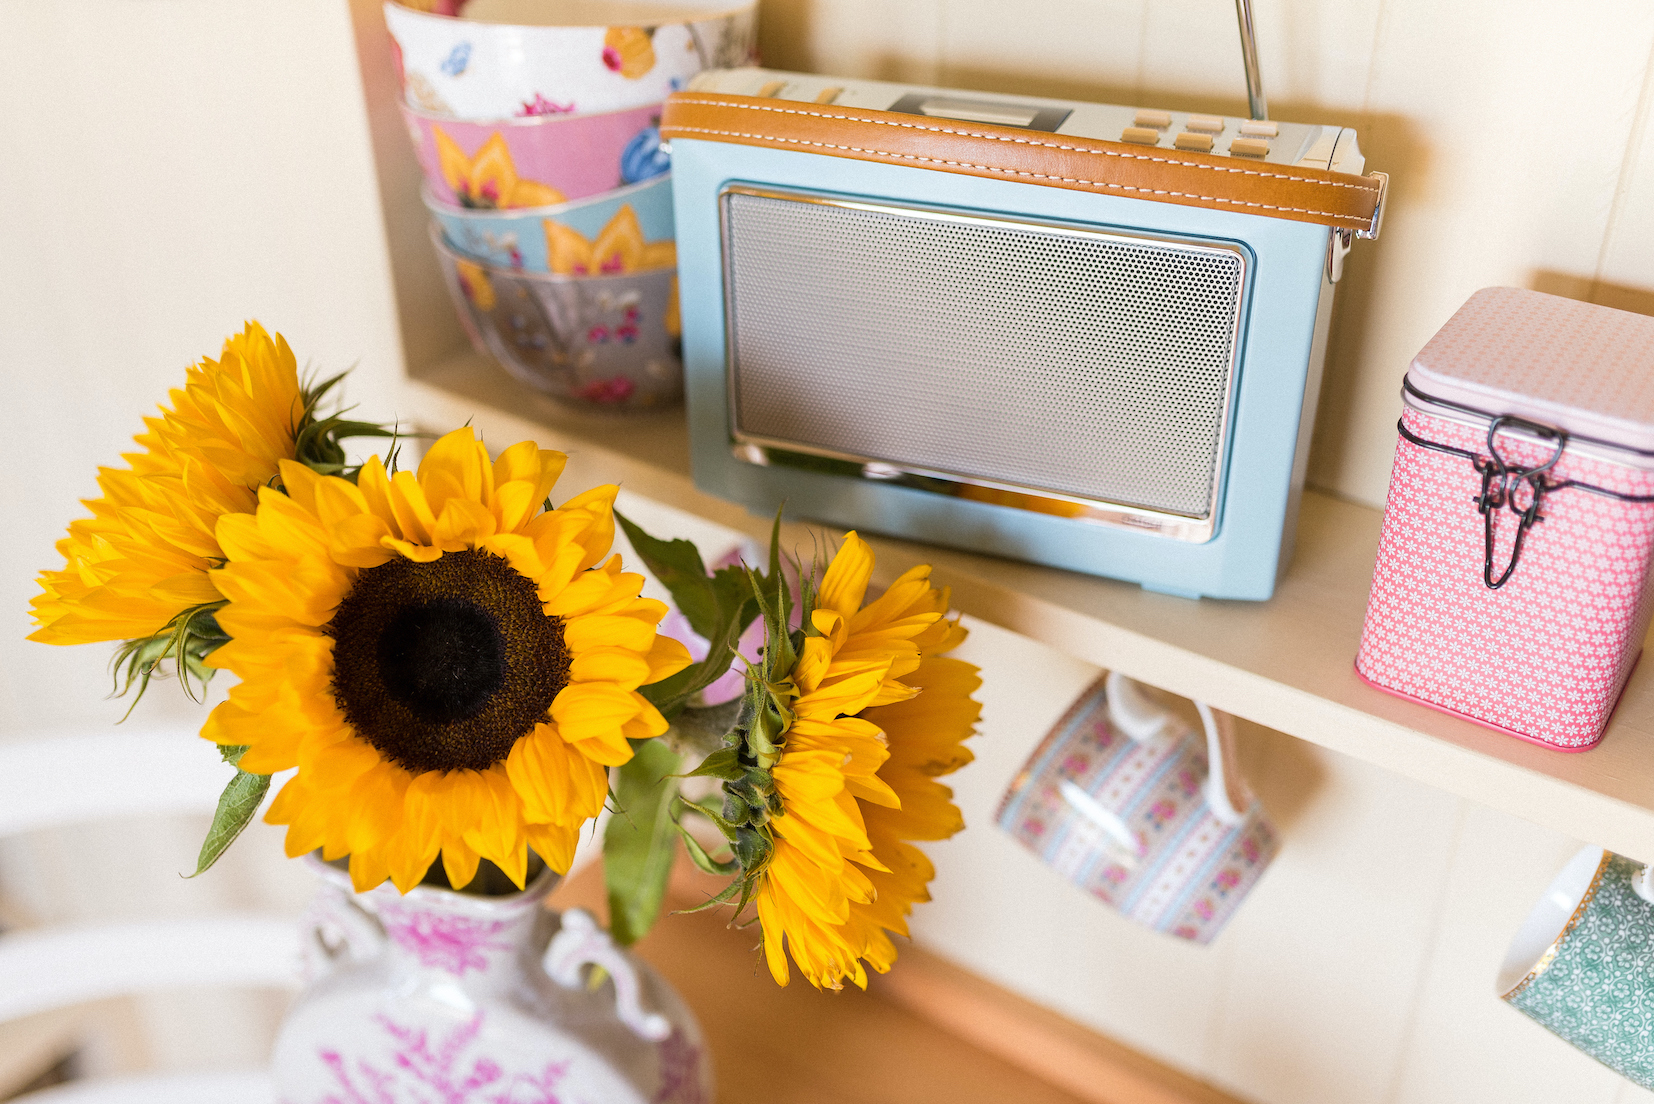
[302,882,387,981]
[545,908,672,1041]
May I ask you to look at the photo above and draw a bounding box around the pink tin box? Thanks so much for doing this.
[1356,287,1654,750]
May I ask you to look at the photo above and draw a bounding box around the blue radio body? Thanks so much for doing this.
[664,69,1378,600]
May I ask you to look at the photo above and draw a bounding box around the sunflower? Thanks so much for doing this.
[30,323,304,647]
[202,428,691,893]
[749,533,979,989]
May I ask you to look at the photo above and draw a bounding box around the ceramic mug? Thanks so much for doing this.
[385,0,758,121]
[1499,847,1654,1087]
[997,672,1278,943]
[433,226,682,409]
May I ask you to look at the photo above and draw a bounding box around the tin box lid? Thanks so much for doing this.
[1407,287,1654,453]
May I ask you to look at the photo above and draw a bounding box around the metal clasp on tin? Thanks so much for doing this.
[1474,414,1566,589]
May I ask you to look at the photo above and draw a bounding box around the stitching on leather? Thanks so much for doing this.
[667,96,1381,198]
[664,124,1370,224]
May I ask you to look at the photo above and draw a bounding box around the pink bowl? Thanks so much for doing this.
[401,100,665,208]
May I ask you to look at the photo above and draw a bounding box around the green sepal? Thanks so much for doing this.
[187,744,271,878]
[289,368,406,484]
[112,600,230,713]
[671,876,746,915]
[603,740,683,946]
[682,746,746,782]
[676,822,739,876]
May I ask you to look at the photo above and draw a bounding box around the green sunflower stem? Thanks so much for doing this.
[662,698,743,761]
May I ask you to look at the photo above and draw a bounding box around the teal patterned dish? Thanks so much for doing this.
[1500,848,1654,1087]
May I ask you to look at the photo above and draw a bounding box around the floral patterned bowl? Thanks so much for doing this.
[386,0,757,121]
[432,225,682,410]
[402,100,670,208]
[424,174,675,273]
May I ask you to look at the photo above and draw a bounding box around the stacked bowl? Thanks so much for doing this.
[388,0,758,409]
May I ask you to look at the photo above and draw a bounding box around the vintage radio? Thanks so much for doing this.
[659,20,1385,600]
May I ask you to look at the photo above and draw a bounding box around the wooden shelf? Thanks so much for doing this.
[550,858,1240,1104]
[401,351,1654,860]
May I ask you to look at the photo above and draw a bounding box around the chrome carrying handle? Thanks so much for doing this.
[1234,0,1268,120]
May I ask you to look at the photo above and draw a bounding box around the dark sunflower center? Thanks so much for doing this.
[327,548,568,773]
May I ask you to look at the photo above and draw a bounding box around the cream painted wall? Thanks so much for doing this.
[4,0,1654,1101]
[0,0,404,1075]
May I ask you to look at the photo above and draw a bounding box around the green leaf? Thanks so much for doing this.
[640,584,759,721]
[603,740,683,946]
[615,511,723,640]
[188,747,271,878]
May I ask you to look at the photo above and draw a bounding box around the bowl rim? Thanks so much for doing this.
[420,174,672,219]
[430,222,677,284]
[399,94,666,129]
[383,0,756,32]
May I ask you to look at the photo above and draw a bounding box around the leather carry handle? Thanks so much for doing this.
[661,91,1383,234]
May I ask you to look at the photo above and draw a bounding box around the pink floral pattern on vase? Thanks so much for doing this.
[651,1030,705,1104]
[313,1010,573,1104]
[378,901,513,976]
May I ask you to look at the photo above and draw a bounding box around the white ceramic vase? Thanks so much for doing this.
[272,857,713,1104]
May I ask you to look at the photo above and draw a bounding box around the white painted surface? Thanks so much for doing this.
[15,1070,274,1104]
[0,917,300,1022]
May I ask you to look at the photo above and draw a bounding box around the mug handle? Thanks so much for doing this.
[1195,701,1254,827]
[1104,672,1254,827]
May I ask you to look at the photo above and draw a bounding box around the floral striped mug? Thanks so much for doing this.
[996,673,1278,943]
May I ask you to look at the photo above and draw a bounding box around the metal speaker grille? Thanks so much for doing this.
[722,189,1247,519]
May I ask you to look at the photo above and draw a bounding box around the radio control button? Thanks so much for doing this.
[757,79,787,97]
[1134,109,1172,129]
[1229,137,1270,157]
[813,86,844,104]
[1122,126,1162,145]
[1174,131,1215,151]
[1239,119,1279,137]
[1186,114,1226,133]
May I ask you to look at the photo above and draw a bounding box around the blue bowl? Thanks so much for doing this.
[424,174,674,274]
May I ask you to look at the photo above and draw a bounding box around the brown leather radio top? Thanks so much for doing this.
[661,92,1382,234]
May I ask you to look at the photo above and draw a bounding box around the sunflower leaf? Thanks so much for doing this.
[615,511,724,640]
[603,740,682,946]
[640,588,756,721]
[188,751,271,878]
